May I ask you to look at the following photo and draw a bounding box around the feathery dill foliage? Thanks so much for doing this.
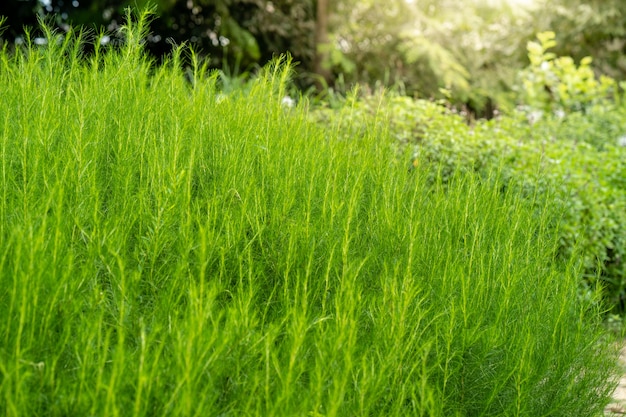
[0,9,619,417]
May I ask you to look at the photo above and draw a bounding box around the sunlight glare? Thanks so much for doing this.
[501,0,538,9]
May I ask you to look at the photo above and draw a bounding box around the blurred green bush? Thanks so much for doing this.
[310,85,626,315]
[517,31,618,115]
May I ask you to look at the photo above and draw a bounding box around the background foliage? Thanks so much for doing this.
[1,0,626,113]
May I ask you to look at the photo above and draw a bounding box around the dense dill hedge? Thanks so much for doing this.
[0,11,620,416]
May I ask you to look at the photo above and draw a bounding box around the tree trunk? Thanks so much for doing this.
[314,0,331,88]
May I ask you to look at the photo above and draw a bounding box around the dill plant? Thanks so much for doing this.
[0,9,619,417]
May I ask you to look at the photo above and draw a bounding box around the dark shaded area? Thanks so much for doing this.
[0,0,41,39]
[0,0,317,87]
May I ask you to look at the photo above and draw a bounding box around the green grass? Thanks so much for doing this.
[0,11,620,416]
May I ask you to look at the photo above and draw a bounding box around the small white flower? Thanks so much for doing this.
[281,96,295,108]
[617,135,626,147]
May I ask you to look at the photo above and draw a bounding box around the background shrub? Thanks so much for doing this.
[312,90,626,315]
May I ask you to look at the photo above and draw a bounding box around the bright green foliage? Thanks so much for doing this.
[518,31,617,114]
[528,0,626,83]
[0,15,620,417]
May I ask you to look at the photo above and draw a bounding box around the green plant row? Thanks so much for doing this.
[0,12,619,416]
